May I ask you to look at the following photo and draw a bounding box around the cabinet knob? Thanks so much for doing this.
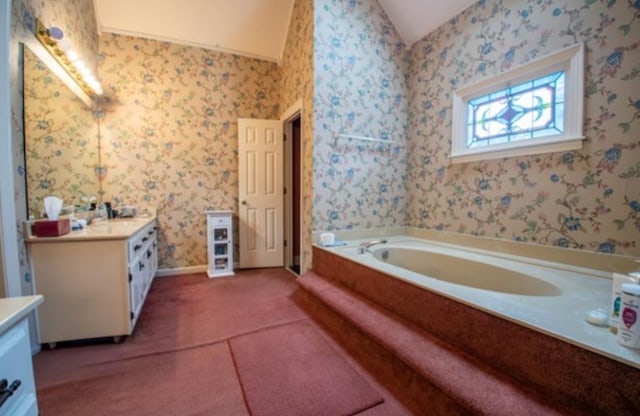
[241,200,247,205]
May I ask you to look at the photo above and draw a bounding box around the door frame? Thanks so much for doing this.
[0,0,21,297]
[281,100,303,274]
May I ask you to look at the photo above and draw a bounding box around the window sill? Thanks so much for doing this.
[449,136,585,164]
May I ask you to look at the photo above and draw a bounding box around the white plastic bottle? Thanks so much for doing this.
[617,283,640,349]
[610,273,640,334]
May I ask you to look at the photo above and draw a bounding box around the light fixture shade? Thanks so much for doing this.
[35,19,103,97]
[47,26,64,40]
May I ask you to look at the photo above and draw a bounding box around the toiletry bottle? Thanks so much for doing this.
[104,201,113,219]
[617,283,640,349]
[610,266,640,334]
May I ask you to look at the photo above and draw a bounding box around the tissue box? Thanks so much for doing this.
[33,218,71,237]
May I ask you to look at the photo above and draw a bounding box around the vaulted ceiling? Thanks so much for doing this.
[378,0,478,46]
[93,0,478,63]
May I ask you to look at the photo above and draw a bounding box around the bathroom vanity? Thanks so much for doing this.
[25,217,158,346]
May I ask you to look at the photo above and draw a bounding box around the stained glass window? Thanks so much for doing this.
[451,43,584,163]
[466,71,565,149]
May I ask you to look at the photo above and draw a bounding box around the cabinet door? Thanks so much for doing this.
[150,239,158,276]
[128,259,146,325]
[212,228,231,274]
[0,320,38,416]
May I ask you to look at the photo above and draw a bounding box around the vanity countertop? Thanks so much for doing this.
[0,295,43,333]
[25,216,157,243]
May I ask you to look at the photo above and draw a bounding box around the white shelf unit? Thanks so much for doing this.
[206,210,234,278]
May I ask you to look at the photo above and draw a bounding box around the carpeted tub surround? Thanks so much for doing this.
[294,279,469,416]
[299,246,640,415]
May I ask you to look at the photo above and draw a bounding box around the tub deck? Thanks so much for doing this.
[322,236,639,369]
[300,242,640,414]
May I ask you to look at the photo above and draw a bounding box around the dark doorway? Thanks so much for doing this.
[289,116,301,275]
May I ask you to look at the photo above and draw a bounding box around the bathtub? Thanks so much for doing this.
[321,237,640,369]
[371,244,562,296]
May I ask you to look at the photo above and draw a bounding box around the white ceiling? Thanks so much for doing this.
[93,0,478,63]
[378,0,478,46]
[93,0,296,62]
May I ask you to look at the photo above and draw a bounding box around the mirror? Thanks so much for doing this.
[23,44,99,219]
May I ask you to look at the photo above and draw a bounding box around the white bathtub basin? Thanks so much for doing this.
[372,246,561,296]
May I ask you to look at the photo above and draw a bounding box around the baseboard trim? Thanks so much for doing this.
[156,262,241,277]
[155,265,207,277]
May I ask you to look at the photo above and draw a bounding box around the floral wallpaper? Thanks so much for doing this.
[98,34,280,269]
[311,0,638,258]
[279,0,315,271]
[405,0,640,256]
[23,46,99,219]
[10,0,99,294]
[9,0,639,290]
[313,0,409,233]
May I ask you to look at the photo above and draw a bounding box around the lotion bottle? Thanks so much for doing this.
[610,263,640,334]
[617,283,640,348]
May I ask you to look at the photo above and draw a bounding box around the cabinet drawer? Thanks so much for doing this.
[128,222,157,260]
[209,216,231,226]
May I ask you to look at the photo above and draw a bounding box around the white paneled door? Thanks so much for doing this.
[238,119,284,268]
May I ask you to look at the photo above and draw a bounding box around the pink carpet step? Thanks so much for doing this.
[310,247,640,415]
[298,271,567,416]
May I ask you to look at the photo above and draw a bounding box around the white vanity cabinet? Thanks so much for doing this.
[26,218,158,345]
[206,210,234,277]
[0,296,43,416]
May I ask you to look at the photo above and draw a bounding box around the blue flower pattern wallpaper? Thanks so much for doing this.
[9,0,640,289]
[314,0,639,257]
[405,0,639,255]
[314,0,409,232]
[279,0,315,271]
[98,34,281,269]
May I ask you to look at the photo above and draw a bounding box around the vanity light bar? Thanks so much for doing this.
[34,19,103,97]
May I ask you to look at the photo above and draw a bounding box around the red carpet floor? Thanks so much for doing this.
[230,319,383,416]
[37,342,247,415]
[33,269,410,415]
